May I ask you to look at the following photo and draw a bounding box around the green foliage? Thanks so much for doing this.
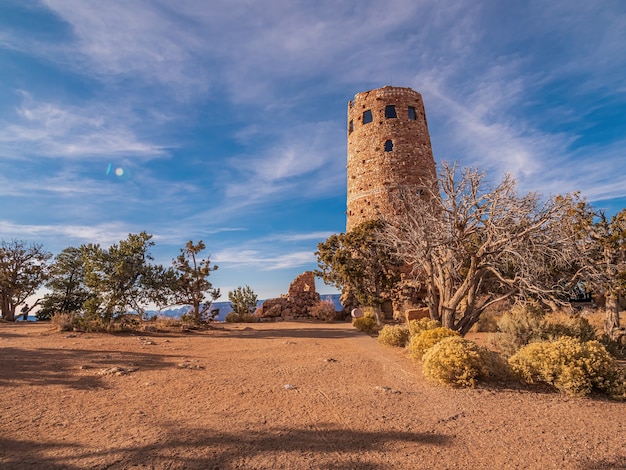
[408,317,441,337]
[377,324,411,347]
[509,337,625,397]
[39,247,90,320]
[228,285,258,317]
[407,327,459,361]
[353,317,378,334]
[316,220,401,319]
[422,337,485,388]
[81,232,163,323]
[309,300,337,322]
[0,240,52,321]
[170,240,220,323]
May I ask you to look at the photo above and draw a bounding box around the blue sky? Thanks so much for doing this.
[1,0,625,301]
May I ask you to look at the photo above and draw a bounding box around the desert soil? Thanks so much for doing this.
[0,321,624,469]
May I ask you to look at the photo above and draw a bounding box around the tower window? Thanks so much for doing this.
[385,105,397,118]
[348,120,354,134]
[384,140,393,152]
[408,106,417,120]
[363,110,373,124]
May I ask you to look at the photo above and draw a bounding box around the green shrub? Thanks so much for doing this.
[353,317,378,334]
[309,300,337,322]
[543,312,596,342]
[407,327,459,360]
[495,302,546,356]
[225,312,240,323]
[378,325,411,347]
[509,337,625,397]
[422,336,485,388]
[494,302,599,357]
[408,317,441,337]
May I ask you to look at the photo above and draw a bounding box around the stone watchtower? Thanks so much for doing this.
[346,86,437,231]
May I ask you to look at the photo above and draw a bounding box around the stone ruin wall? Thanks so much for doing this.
[346,86,437,232]
[257,271,321,321]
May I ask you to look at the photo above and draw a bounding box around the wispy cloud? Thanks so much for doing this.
[213,248,316,271]
[0,220,131,247]
[0,91,168,159]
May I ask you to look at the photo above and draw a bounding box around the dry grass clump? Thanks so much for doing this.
[471,311,500,333]
[50,312,77,331]
[353,317,378,334]
[225,312,259,323]
[509,337,625,398]
[407,327,459,361]
[408,317,441,337]
[377,324,411,347]
[309,300,337,322]
[422,336,485,388]
[492,302,598,357]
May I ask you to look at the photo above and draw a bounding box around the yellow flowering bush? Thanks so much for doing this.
[407,327,459,360]
[509,337,625,397]
[378,324,411,347]
[422,336,485,388]
[408,317,441,336]
[353,317,378,334]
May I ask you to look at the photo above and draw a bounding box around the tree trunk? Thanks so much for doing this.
[373,305,383,326]
[441,306,455,330]
[605,293,624,341]
[1,293,16,321]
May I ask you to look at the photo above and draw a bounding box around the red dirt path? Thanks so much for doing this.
[0,321,624,469]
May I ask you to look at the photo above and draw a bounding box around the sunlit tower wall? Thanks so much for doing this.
[346,86,437,232]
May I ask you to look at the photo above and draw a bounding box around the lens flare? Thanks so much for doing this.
[106,163,132,181]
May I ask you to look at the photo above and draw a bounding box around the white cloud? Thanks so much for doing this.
[213,248,315,271]
[0,91,167,159]
[0,220,131,247]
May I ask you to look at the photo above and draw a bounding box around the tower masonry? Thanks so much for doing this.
[346,86,437,232]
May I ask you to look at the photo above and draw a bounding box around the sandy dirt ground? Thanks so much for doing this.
[0,321,624,469]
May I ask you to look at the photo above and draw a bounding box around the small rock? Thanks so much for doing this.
[177,362,205,369]
[284,384,296,390]
[324,358,337,363]
[98,366,137,376]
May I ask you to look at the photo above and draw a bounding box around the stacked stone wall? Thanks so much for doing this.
[346,86,437,231]
[257,271,321,321]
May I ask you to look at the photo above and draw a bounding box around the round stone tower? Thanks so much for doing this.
[346,86,437,232]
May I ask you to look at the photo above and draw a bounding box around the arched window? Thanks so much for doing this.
[384,140,393,152]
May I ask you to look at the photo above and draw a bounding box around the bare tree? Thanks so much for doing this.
[382,163,583,335]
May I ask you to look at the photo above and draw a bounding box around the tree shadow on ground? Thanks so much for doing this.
[0,424,453,469]
[0,346,178,390]
[224,324,364,340]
